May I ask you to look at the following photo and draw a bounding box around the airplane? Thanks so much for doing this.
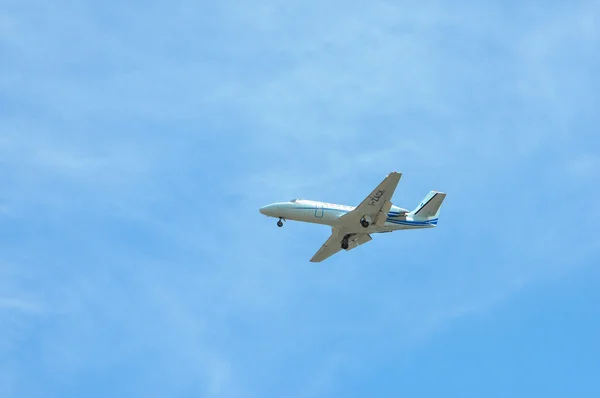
[259,172,446,262]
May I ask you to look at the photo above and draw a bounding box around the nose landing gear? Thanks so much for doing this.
[360,218,370,228]
[277,218,284,227]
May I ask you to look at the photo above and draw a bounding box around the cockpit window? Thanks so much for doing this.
[290,199,297,203]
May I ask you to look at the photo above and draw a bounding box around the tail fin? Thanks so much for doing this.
[409,191,446,218]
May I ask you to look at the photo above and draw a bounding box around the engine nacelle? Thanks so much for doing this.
[389,205,409,216]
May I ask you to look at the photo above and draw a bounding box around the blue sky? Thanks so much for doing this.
[1,0,599,397]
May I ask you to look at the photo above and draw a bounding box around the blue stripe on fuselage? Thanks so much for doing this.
[292,205,437,225]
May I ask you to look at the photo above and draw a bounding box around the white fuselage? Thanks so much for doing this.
[259,199,438,232]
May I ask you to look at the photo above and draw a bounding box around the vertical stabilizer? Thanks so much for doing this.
[409,191,446,218]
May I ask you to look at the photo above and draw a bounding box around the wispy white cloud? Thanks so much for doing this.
[0,297,39,313]
[567,154,600,178]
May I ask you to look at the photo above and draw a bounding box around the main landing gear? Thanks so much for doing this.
[277,218,284,228]
[341,234,352,250]
[360,218,370,228]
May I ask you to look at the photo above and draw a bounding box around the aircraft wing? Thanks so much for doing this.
[310,228,372,262]
[338,172,402,228]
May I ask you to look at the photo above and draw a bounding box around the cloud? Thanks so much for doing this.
[0,297,39,313]
[567,154,600,178]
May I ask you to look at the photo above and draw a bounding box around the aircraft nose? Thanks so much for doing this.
[259,204,272,215]
[259,204,278,216]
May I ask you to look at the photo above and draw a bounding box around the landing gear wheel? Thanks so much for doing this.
[360,219,370,228]
[277,219,284,227]
[341,241,349,250]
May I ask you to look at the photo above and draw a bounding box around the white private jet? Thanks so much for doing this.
[259,172,446,262]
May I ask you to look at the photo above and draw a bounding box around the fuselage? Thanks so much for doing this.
[259,199,438,232]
